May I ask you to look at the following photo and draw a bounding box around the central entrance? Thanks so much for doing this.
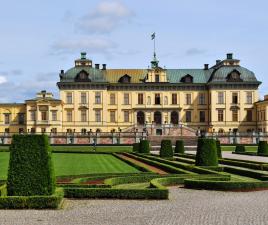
[154,111,162,125]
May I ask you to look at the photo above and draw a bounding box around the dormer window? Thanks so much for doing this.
[118,74,131,83]
[180,74,193,83]
[226,70,243,82]
[75,70,91,82]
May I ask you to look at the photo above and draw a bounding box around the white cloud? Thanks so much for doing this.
[76,1,134,34]
[0,76,7,84]
[51,37,117,55]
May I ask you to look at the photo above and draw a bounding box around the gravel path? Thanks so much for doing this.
[1,188,268,225]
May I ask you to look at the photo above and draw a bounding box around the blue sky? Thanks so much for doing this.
[0,0,268,102]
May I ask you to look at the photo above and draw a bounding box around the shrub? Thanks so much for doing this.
[160,140,173,158]
[216,140,222,158]
[195,138,218,167]
[132,143,140,152]
[235,144,246,153]
[7,135,56,196]
[174,140,184,154]
[139,140,150,154]
[257,141,268,155]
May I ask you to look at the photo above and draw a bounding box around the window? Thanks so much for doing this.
[67,111,72,122]
[110,111,115,123]
[110,93,116,105]
[41,111,47,121]
[164,96,168,105]
[172,94,177,105]
[155,93,161,105]
[52,111,57,121]
[81,110,87,122]
[4,128,9,133]
[81,92,87,104]
[218,92,224,104]
[138,93,144,104]
[66,93,72,104]
[246,92,253,104]
[95,92,101,104]
[124,93,129,105]
[4,114,10,124]
[218,110,224,122]
[18,113,25,125]
[155,74,160,82]
[232,110,238,122]
[199,93,205,105]
[246,110,253,122]
[186,111,191,122]
[30,111,36,121]
[232,92,238,104]
[199,111,205,122]
[185,94,191,105]
[51,128,57,133]
[95,110,101,122]
[124,111,129,122]
[19,128,24,133]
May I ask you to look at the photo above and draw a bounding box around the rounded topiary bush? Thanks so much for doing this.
[235,144,246,153]
[132,143,140,152]
[257,141,268,155]
[195,138,218,166]
[216,140,222,158]
[174,140,184,154]
[160,140,173,158]
[139,140,150,154]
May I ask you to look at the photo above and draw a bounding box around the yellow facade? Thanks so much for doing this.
[0,52,267,134]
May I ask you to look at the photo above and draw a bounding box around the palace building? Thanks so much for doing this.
[0,52,267,135]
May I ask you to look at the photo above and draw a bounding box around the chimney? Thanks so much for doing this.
[227,53,233,60]
[95,64,100,69]
[216,60,221,65]
[102,64,106,70]
[204,64,209,70]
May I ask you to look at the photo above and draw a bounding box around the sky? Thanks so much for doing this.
[0,0,268,102]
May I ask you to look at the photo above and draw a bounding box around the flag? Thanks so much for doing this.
[151,32,155,40]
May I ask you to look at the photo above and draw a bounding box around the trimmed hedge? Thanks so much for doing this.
[160,140,173,158]
[104,175,160,186]
[184,179,268,191]
[174,140,184,154]
[0,188,64,209]
[216,140,222,158]
[7,135,56,196]
[63,188,168,199]
[195,138,218,167]
[235,145,246,153]
[257,141,268,155]
[132,143,140,153]
[139,140,150,154]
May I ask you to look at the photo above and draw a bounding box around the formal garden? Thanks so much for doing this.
[1,135,268,209]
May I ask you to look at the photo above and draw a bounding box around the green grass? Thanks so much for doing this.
[221,146,257,152]
[113,182,150,189]
[0,152,140,179]
[51,146,132,153]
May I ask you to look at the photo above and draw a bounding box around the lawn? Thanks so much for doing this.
[0,152,140,180]
[221,146,258,152]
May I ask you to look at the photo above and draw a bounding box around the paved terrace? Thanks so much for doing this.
[0,188,268,225]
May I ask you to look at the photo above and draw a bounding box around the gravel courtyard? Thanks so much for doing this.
[1,187,268,225]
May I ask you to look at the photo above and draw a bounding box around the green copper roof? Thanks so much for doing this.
[166,69,212,83]
[63,67,106,82]
[209,66,258,83]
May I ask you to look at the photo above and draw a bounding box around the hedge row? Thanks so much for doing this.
[184,179,268,191]
[219,159,267,171]
[58,184,111,188]
[235,145,246,153]
[0,188,64,209]
[223,166,268,180]
[63,188,168,199]
[124,153,193,174]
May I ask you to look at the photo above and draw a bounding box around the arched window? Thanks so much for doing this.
[137,111,145,125]
[154,111,162,125]
[226,70,243,82]
[171,111,179,125]
[180,74,193,83]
